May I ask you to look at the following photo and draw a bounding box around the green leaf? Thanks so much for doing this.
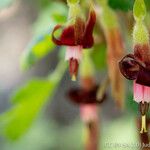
[108,0,134,11]
[21,34,55,70]
[145,0,150,11]
[0,79,53,140]
[108,0,150,13]
[0,61,67,140]
[91,44,107,70]
[21,2,67,70]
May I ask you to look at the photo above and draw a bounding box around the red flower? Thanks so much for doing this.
[52,10,96,80]
[119,44,150,105]
[67,85,105,105]
[67,82,106,122]
[119,44,150,87]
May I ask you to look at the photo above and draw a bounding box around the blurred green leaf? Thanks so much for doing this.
[145,0,150,11]
[33,2,67,36]
[126,90,138,115]
[21,2,67,70]
[58,46,66,59]
[21,34,55,70]
[0,79,53,140]
[108,0,134,11]
[0,61,67,140]
[108,0,150,12]
[1,118,57,150]
[91,44,107,70]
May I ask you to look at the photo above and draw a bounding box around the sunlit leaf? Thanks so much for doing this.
[21,33,55,70]
[108,0,134,11]
[0,79,54,140]
[0,61,67,140]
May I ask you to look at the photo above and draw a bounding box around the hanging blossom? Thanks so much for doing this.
[67,51,106,150]
[68,83,104,150]
[52,0,96,81]
[119,0,150,133]
[68,51,105,122]
[68,83,104,119]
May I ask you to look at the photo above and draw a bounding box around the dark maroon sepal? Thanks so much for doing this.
[52,25,63,45]
[52,25,76,46]
[52,10,96,48]
[68,86,105,105]
[136,67,150,87]
[82,10,96,48]
[119,53,150,87]
[119,54,140,80]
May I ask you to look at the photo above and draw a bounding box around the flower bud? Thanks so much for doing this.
[133,0,146,21]
[133,21,149,45]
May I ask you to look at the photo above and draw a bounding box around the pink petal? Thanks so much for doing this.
[133,82,144,103]
[143,86,150,103]
[65,46,82,61]
[80,104,98,123]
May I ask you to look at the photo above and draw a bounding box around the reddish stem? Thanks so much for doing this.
[85,119,99,150]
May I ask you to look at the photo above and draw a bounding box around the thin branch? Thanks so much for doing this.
[97,77,109,101]
[85,119,99,150]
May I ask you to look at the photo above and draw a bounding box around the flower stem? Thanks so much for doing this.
[137,117,150,150]
[97,76,109,101]
[85,116,99,150]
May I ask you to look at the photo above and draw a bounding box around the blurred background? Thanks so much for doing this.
[0,0,147,150]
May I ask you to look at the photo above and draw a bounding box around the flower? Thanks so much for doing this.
[67,81,106,123]
[119,0,150,133]
[119,39,150,104]
[119,47,150,133]
[67,74,106,122]
[119,52,150,133]
[68,84,105,105]
[52,9,96,80]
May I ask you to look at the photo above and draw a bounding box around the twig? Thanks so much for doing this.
[85,119,99,150]
[97,77,109,101]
